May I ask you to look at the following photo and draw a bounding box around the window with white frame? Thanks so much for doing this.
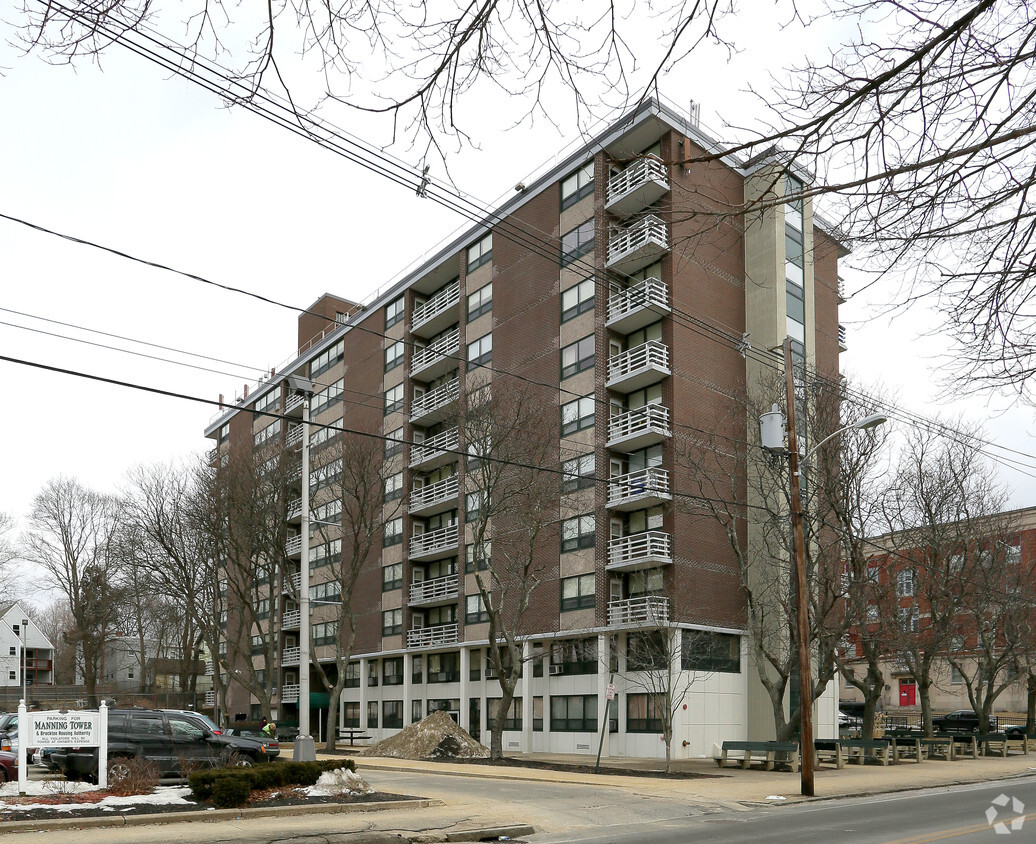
[898,607,919,633]
[896,570,914,597]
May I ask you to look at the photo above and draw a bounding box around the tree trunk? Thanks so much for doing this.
[324,675,347,752]
[490,675,518,761]
[919,682,934,736]
[1026,674,1036,737]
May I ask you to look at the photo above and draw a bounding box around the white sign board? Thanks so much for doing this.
[606,683,616,701]
[17,701,108,794]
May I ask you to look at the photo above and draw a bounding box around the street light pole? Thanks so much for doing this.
[21,618,28,705]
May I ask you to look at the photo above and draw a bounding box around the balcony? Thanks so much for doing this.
[410,379,459,425]
[838,324,847,352]
[409,524,459,561]
[607,532,672,573]
[407,623,460,649]
[286,424,304,449]
[409,573,460,607]
[285,535,303,558]
[285,393,304,417]
[281,646,301,666]
[607,404,671,451]
[606,277,670,334]
[409,475,460,517]
[607,595,670,627]
[410,427,459,471]
[606,340,670,392]
[607,467,671,511]
[606,214,668,275]
[281,683,300,703]
[206,447,217,463]
[605,156,670,218]
[282,610,301,629]
[286,498,303,522]
[282,571,301,594]
[205,662,214,676]
[412,282,460,338]
[411,330,460,381]
[204,690,215,706]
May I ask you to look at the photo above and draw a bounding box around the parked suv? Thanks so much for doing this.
[932,709,997,733]
[52,708,275,781]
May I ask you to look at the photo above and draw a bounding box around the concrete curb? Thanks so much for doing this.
[444,825,535,841]
[0,797,443,834]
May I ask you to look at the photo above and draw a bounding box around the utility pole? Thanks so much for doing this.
[784,337,814,797]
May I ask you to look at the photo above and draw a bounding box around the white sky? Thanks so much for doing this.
[2,6,1035,601]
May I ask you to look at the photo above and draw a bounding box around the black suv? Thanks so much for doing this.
[932,709,998,733]
[53,709,275,781]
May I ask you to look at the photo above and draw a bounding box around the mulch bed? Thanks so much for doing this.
[453,756,723,780]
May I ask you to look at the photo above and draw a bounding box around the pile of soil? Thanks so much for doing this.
[362,710,489,760]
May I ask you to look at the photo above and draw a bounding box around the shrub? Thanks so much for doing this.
[188,758,358,804]
[106,756,160,796]
[211,776,252,808]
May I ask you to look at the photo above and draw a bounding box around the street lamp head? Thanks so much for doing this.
[853,413,888,431]
[285,374,315,396]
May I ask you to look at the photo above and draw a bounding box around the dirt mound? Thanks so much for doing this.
[361,710,489,760]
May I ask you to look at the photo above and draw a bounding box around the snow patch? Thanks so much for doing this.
[302,769,376,797]
[0,786,193,813]
[766,795,787,801]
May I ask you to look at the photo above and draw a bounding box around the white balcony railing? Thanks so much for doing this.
[282,610,301,629]
[409,475,460,514]
[607,595,670,627]
[410,427,459,469]
[281,646,301,666]
[281,683,300,702]
[606,156,670,217]
[410,330,460,377]
[606,340,670,391]
[204,661,215,676]
[410,379,459,422]
[606,277,669,332]
[606,214,668,273]
[607,467,671,509]
[407,623,460,648]
[206,447,218,463]
[409,573,460,605]
[285,393,304,415]
[286,498,303,521]
[203,690,215,706]
[409,524,459,559]
[607,531,672,571]
[285,535,303,557]
[412,282,460,334]
[607,404,671,450]
[838,324,847,350]
[286,424,304,448]
[282,571,301,594]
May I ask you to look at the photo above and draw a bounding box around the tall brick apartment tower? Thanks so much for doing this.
[205,97,844,758]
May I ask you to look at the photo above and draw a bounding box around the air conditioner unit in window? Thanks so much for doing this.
[485,668,497,679]
[548,665,564,676]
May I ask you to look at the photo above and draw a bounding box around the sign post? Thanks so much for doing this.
[18,704,109,793]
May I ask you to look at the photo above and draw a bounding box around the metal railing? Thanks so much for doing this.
[411,330,460,375]
[410,379,459,421]
[607,531,672,569]
[285,393,304,414]
[409,475,460,513]
[607,340,670,383]
[607,214,668,265]
[412,282,460,331]
[607,277,668,324]
[606,156,669,207]
[285,535,303,557]
[838,324,847,347]
[282,571,301,594]
[407,623,460,648]
[410,524,459,557]
[607,595,670,626]
[607,467,670,507]
[281,683,300,702]
[286,424,304,448]
[409,573,460,605]
[286,498,303,520]
[281,646,301,665]
[607,404,671,444]
[282,610,301,629]
[410,427,459,467]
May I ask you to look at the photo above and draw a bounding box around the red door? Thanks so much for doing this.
[899,678,917,707]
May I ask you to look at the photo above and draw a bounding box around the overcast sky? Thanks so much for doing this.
[2,6,1035,600]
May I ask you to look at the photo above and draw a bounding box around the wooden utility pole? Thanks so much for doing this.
[784,337,814,797]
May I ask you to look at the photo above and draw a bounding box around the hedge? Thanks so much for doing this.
[189,758,357,805]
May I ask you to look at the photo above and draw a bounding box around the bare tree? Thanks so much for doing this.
[27,600,77,685]
[24,477,125,706]
[0,513,17,599]
[458,380,556,759]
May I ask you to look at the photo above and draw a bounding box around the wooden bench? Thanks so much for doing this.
[976,733,1029,757]
[919,736,954,760]
[337,727,371,746]
[840,738,891,766]
[714,741,800,772]
[814,739,844,769]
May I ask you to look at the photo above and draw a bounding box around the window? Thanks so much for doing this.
[383,700,403,729]
[949,553,964,573]
[251,635,264,655]
[311,424,341,453]
[345,662,360,688]
[785,229,804,287]
[309,580,341,603]
[7,647,13,657]
[384,427,404,458]
[383,563,402,591]
[488,697,523,731]
[254,419,280,448]
[313,499,341,526]
[382,608,403,636]
[561,219,595,267]
[866,603,878,623]
[467,233,492,273]
[551,694,597,731]
[560,573,595,611]
[562,453,595,493]
[628,567,663,597]
[561,161,594,209]
[256,599,270,620]
[367,701,379,728]
[681,630,740,673]
[465,541,491,572]
[627,631,668,671]
[309,539,342,568]
[343,701,360,727]
[561,395,594,435]
[951,665,964,685]
[466,594,490,623]
[898,607,919,633]
[561,335,594,379]
[384,518,403,547]
[385,340,404,372]
[311,340,344,378]
[467,283,492,321]
[897,570,915,598]
[383,658,403,686]
[785,174,803,232]
[384,471,404,502]
[218,423,230,443]
[561,514,595,552]
[312,379,344,417]
[7,671,14,681]
[1005,543,1022,565]
[550,638,597,675]
[312,620,338,645]
[428,652,460,683]
[385,297,404,329]
[466,490,484,521]
[255,390,279,415]
[627,693,665,732]
[384,384,404,416]
[467,333,493,369]
[561,278,595,322]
